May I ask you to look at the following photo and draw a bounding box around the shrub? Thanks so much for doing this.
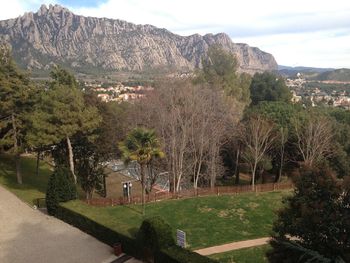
[56,204,138,256]
[137,216,175,253]
[46,165,77,215]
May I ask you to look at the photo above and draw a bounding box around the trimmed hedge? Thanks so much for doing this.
[56,204,139,257]
[156,246,219,263]
[56,204,218,263]
[137,216,175,253]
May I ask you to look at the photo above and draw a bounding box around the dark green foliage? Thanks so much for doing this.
[156,246,219,263]
[137,216,175,254]
[197,45,251,105]
[246,101,304,129]
[267,166,350,262]
[0,44,37,183]
[49,65,79,88]
[46,165,77,215]
[74,134,105,199]
[136,216,218,262]
[56,204,138,257]
[250,72,291,105]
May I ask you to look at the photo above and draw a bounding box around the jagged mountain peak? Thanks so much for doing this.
[0,5,277,74]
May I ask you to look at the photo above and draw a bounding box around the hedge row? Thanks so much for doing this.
[56,204,218,263]
[157,246,219,263]
[56,205,138,256]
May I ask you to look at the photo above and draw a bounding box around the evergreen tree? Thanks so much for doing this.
[0,44,35,184]
[46,165,77,215]
[197,45,251,105]
[28,67,101,183]
[268,166,350,262]
[250,72,292,105]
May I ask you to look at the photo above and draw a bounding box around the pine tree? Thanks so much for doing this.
[28,66,101,183]
[0,44,35,184]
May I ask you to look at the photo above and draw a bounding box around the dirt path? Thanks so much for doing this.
[194,237,270,256]
[0,185,118,263]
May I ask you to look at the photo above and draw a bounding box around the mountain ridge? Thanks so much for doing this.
[0,4,278,74]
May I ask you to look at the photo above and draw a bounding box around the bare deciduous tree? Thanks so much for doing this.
[293,116,334,167]
[128,79,241,192]
[240,115,276,190]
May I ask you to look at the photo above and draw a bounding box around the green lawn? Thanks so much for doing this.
[0,155,289,250]
[64,190,289,249]
[209,245,270,263]
[0,154,52,205]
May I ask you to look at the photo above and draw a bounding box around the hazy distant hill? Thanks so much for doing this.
[315,68,350,82]
[278,65,335,76]
[0,4,277,75]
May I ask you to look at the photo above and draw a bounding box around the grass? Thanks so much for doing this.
[0,155,290,250]
[0,154,52,205]
[209,245,270,263]
[64,190,289,249]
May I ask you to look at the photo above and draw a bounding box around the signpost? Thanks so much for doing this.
[176,229,186,248]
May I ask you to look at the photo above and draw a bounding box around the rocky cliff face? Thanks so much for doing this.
[0,4,277,74]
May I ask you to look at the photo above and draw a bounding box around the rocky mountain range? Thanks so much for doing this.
[0,4,278,74]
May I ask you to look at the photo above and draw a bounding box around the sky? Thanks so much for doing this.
[0,0,349,68]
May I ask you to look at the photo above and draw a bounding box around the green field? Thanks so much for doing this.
[210,245,270,263]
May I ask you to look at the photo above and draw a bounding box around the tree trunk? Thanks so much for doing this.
[251,162,257,191]
[276,146,285,183]
[66,136,77,184]
[234,146,240,185]
[141,164,145,216]
[36,151,41,177]
[12,113,22,184]
[15,153,22,184]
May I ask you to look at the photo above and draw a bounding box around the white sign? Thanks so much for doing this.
[176,229,186,248]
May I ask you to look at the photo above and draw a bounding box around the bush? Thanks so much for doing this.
[46,165,77,215]
[56,204,138,256]
[136,216,218,263]
[137,216,175,253]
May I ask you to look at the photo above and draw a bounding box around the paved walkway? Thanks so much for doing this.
[194,237,270,256]
[0,185,119,263]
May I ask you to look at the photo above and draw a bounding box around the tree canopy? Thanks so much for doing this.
[197,45,251,105]
[250,72,292,105]
[119,127,164,215]
[0,44,37,183]
[268,166,350,262]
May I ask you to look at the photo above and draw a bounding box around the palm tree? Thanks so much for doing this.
[119,128,164,215]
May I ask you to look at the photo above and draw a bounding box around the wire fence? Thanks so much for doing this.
[85,181,293,207]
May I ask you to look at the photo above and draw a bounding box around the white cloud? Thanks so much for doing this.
[0,0,53,20]
[0,0,349,68]
[235,30,350,68]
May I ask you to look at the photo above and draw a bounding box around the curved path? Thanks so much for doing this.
[0,185,117,263]
[194,237,270,256]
